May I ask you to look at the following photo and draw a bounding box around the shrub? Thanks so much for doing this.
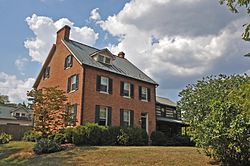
[33,138,61,154]
[23,130,42,142]
[84,123,107,145]
[72,126,87,146]
[63,127,75,143]
[173,135,195,146]
[150,131,167,146]
[48,133,65,144]
[0,133,12,144]
[126,128,148,146]
[106,126,122,145]
[117,128,129,145]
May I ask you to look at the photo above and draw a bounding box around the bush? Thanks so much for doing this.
[0,133,12,144]
[63,127,75,143]
[84,123,107,145]
[173,135,195,146]
[106,126,122,145]
[150,131,167,146]
[23,130,42,142]
[33,138,61,154]
[72,126,87,146]
[117,128,129,145]
[48,133,65,144]
[126,128,148,146]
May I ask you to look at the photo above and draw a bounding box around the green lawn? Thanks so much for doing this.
[0,141,218,166]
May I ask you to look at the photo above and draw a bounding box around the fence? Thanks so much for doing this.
[0,124,32,140]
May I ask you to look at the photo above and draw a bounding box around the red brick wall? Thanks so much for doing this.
[83,66,156,134]
[36,41,84,125]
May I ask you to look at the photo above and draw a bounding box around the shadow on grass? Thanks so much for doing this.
[17,146,99,166]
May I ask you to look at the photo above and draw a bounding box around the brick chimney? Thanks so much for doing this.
[56,25,71,44]
[118,51,125,58]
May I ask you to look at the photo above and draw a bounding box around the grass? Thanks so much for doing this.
[0,141,218,166]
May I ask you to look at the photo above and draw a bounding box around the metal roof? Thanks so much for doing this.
[63,39,157,85]
[156,96,177,107]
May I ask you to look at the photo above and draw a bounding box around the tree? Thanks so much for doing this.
[0,94,9,104]
[219,0,250,56]
[27,87,68,137]
[177,75,250,165]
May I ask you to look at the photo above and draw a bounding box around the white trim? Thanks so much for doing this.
[62,40,83,66]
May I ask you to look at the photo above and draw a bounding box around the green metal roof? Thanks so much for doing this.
[156,96,177,107]
[63,39,157,85]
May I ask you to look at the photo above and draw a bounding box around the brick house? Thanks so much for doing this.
[33,25,158,134]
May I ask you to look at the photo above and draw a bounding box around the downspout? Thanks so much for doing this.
[80,66,86,125]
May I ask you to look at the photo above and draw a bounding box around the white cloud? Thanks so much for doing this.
[98,0,250,99]
[0,72,35,103]
[15,57,29,71]
[25,14,99,63]
[89,8,101,21]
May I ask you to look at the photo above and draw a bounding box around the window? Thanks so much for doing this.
[67,74,79,92]
[64,55,73,69]
[120,109,134,127]
[43,66,50,79]
[97,55,111,65]
[100,76,109,92]
[120,82,134,98]
[156,105,162,116]
[139,86,150,101]
[96,105,112,126]
[96,76,112,94]
[66,104,77,126]
[21,113,25,117]
[15,113,20,117]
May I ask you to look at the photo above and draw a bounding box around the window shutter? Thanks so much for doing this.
[47,67,50,78]
[96,75,101,91]
[108,78,113,94]
[95,105,100,123]
[70,55,73,67]
[108,107,112,126]
[67,77,71,93]
[139,86,142,100]
[64,57,67,69]
[73,104,77,125]
[120,81,124,96]
[76,74,79,90]
[130,84,134,98]
[120,109,124,126]
[147,88,151,101]
[130,110,134,127]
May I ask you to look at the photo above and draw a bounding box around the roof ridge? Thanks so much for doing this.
[66,39,100,51]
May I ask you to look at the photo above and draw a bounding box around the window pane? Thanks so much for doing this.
[71,75,77,90]
[105,57,111,64]
[123,110,130,127]
[141,87,147,100]
[123,83,130,97]
[99,107,107,119]
[98,55,104,62]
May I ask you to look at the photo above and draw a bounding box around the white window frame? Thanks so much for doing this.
[100,76,109,93]
[141,87,148,101]
[44,67,50,79]
[123,82,131,98]
[123,110,131,127]
[97,55,111,65]
[65,55,72,69]
[99,106,108,126]
[67,104,77,126]
[70,75,77,91]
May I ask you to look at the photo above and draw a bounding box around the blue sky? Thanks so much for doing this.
[0,0,249,103]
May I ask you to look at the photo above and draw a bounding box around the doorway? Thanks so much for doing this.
[141,113,148,133]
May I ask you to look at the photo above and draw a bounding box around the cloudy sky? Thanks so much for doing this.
[0,0,249,103]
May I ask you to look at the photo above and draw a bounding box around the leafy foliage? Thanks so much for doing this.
[0,133,12,144]
[150,131,167,146]
[23,130,42,142]
[27,87,68,137]
[177,74,250,165]
[219,0,250,56]
[0,94,9,104]
[33,138,61,154]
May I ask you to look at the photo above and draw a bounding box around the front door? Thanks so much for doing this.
[141,113,148,133]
